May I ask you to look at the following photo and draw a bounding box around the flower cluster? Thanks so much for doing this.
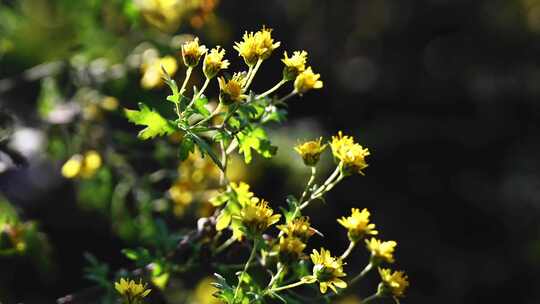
[61,150,102,179]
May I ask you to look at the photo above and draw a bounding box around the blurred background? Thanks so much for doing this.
[1,0,540,303]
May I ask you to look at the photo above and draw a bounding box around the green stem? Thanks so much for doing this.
[243,58,262,91]
[233,240,258,301]
[350,262,374,286]
[266,263,286,289]
[275,90,297,104]
[361,293,380,304]
[266,280,306,294]
[340,241,357,260]
[299,166,317,203]
[180,66,193,95]
[194,103,222,127]
[214,235,236,255]
[194,77,210,100]
[257,79,288,99]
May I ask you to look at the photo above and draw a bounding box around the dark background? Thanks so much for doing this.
[2,0,540,303]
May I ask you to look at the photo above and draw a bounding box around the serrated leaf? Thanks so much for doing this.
[179,136,195,161]
[189,132,224,171]
[193,97,211,117]
[237,126,277,163]
[125,103,175,140]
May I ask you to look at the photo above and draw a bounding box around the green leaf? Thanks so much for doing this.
[179,136,195,161]
[193,97,211,117]
[125,103,175,140]
[189,132,224,171]
[237,126,277,163]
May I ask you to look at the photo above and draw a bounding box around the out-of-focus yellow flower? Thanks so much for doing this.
[277,236,306,263]
[282,51,308,80]
[136,0,184,32]
[203,46,229,79]
[239,199,281,234]
[365,238,397,264]
[191,277,220,304]
[141,55,178,89]
[338,208,378,242]
[182,37,207,67]
[218,73,246,105]
[61,150,102,179]
[336,295,362,304]
[294,137,327,166]
[234,27,281,66]
[277,216,315,242]
[114,278,151,302]
[99,96,119,111]
[310,248,347,293]
[378,268,409,298]
[330,131,370,176]
[294,67,323,94]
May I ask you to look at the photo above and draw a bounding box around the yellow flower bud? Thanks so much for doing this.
[337,208,378,242]
[282,51,308,81]
[294,67,323,94]
[61,155,83,179]
[218,73,246,105]
[378,268,409,298]
[294,137,327,166]
[203,46,229,79]
[181,37,207,67]
[365,238,397,264]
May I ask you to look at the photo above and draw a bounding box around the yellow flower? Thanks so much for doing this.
[378,268,409,298]
[192,277,221,304]
[330,131,370,175]
[234,31,260,66]
[61,150,102,179]
[277,236,306,263]
[141,55,178,89]
[282,51,308,80]
[310,248,347,293]
[203,46,229,79]
[181,37,207,67]
[136,0,184,32]
[254,26,281,60]
[100,96,119,111]
[61,155,83,179]
[239,199,281,234]
[114,278,151,302]
[234,27,281,66]
[294,67,323,94]
[365,238,397,264]
[338,208,378,242]
[294,137,327,166]
[218,73,246,105]
[277,216,315,242]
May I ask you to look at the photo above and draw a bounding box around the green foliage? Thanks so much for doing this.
[125,103,176,140]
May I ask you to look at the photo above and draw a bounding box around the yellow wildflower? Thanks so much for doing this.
[181,37,207,67]
[61,150,102,179]
[141,55,178,89]
[277,236,306,263]
[338,208,378,242]
[282,51,308,80]
[330,131,370,175]
[234,31,260,66]
[61,155,83,178]
[277,216,315,242]
[218,73,246,105]
[310,248,347,293]
[203,46,229,79]
[254,26,281,60]
[239,199,281,234]
[365,238,397,264]
[294,67,323,94]
[114,278,151,303]
[378,268,409,298]
[294,137,327,166]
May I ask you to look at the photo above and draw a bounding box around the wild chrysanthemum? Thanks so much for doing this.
[294,67,323,94]
[141,55,178,89]
[181,37,207,67]
[239,199,281,235]
[378,268,410,298]
[218,73,246,105]
[365,238,397,264]
[277,216,315,242]
[282,51,308,80]
[310,248,347,293]
[330,131,370,175]
[294,137,327,166]
[254,26,281,60]
[234,31,260,66]
[338,208,378,242]
[114,278,151,303]
[277,236,306,263]
[203,46,229,79]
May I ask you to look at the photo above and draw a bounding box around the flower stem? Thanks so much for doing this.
[275,90,297,104]
[266,280,306,294]
[233,240,258,301]
[214,235,236,255]
[257,79,288,99]
[243,58,263,91]
[193,103,222,127]
[350,262,374,286]
[361,293,380,304]
[179,66,193,95]
[300,166,317,203]
[194,77,210,100]
[340,241,357,260]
